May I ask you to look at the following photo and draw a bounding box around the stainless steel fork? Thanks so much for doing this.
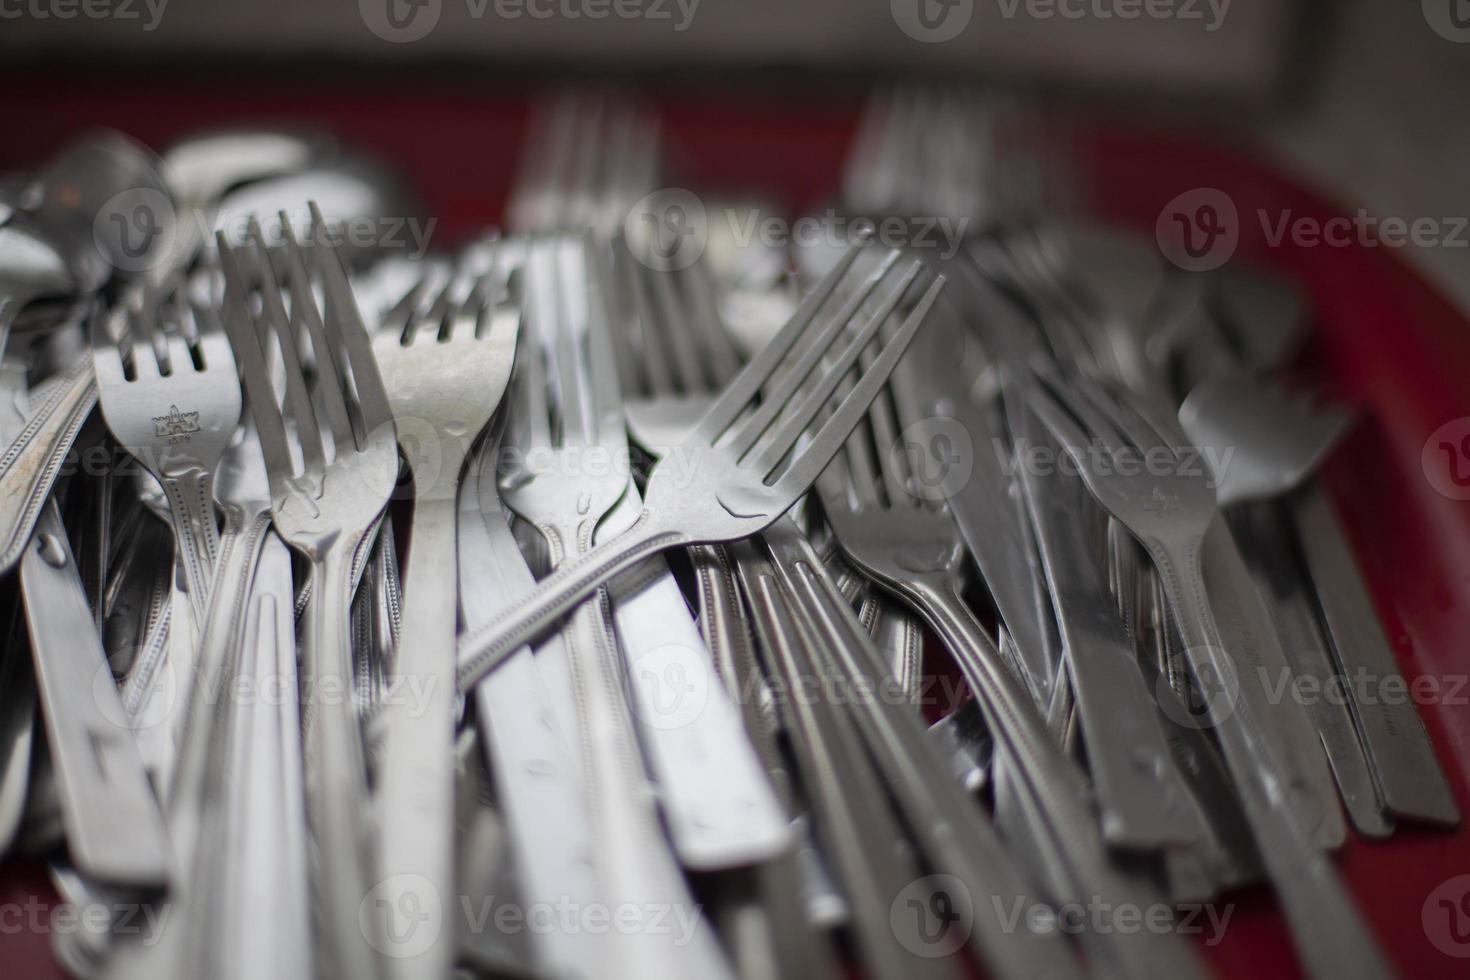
[816,374,1206,980]
[457,241,944,687]
[91,283,241,627]
[370,248,520,980]
[498,233,734,980]
[218,206,396,980]
[1027,365,1392,980]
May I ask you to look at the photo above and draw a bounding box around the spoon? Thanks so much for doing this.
[152,128,337,283]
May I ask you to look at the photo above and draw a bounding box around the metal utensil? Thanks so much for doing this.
[371,252,521,980]
[217,206,396,980]
[457,242,943,688]
[1028,365,1392,980]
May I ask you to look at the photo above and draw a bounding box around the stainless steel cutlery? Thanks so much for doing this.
[0,102,1459,980]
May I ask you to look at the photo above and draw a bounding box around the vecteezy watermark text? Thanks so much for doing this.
[361,0,700,44]
[993,0,1230,31]
[0,0,168,31]
[998,435,1237,489]
[623,187,971,271]
[0,897,172,947]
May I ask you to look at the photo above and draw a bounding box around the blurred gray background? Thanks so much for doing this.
[7,0,1470,311]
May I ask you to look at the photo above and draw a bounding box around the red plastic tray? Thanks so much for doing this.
[4,74,1469,979]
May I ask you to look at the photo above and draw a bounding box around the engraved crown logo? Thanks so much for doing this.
[153,404,201,438]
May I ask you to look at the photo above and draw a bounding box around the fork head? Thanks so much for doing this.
[815,327,968,590]
[372,246,523,500]
[637,241,946,546]
[495,234,632,557]
[91,276,241,479]
[216,205,397,550]
[615,235,743,455]
[1024,359,1216,549]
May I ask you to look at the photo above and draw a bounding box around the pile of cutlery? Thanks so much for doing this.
[0,91,1456,980]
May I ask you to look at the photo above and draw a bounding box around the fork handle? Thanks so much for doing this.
[1151,527,1392,980]
[164,509,272,849]
[456,514,687,690]
[1290,480,1459,824]
[904,576,1207,980]
[161,470,222,626]
[373,494,459,980]
[300,543,383,980]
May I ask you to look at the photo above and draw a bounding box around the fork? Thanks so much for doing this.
[369,248,520,979]
[1026,365,1393,980]
[498,233,735,979]
[600,245,794,870]
[457,241,943,687]
[815,374,1206,980]
[507,92,660,237]
[1180,343,1457,828]
[217,206,396,980]
[91,282,241,628]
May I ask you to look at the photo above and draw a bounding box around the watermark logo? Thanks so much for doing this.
[1156,187,1239,272]
[895,416,976,502]
[1422,417,1470,501]
[891,875,974,958]
[625,187,708,272]
[1424,0,1470,42]
[891,0,974,43]
[1154,647,1240,731]
[628,644,711,731]
[93,187,175,274]
[361,0,443,42]
[1424,874,1470,957]
[361,874,443,959]
[93,649,176,732]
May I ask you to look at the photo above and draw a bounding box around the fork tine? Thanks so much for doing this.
[525,237,588,447]
[89,304,129,387]
[124,294,161,381]
[445,274,487,343]
[247,229,327,472]
[775,275,944,493]
[584,240,630,444]
[625,251,676,397]
[508,97,563,232]
[513,248,555,454]
[273,215,356,451]
[480,247,523,352]
[307,203,396,434]
[602,241,651,396]
[187,297,228,370]
[685,258,742,386]
[648,266,707,394]
[567,94,606,230]
[691,237,873,445]
[1020,371,1094,466]
[839,415,884,508]
[160,292,196,375]
[416,276,460,345]
[746,260,923,475]
[720,248,901,458]
[1030,358,1128,455]
[385,274,429,340]
[857,344,912,508]
[1074,374,1172,457]
[217,234,296,477]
